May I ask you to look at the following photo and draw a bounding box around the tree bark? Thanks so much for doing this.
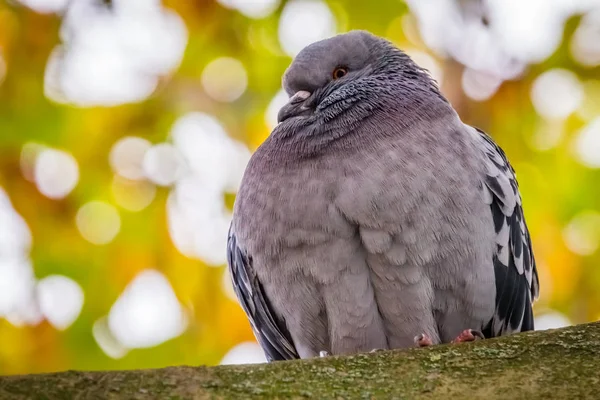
[1,321,600,399]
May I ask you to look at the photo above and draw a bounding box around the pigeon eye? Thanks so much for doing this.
[332,67,348,80]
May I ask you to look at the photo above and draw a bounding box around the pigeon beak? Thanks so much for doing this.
[277,90,313,123]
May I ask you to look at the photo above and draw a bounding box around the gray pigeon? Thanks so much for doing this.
[227,30,539,361]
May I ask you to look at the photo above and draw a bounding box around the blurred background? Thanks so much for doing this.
[0,0,599,375]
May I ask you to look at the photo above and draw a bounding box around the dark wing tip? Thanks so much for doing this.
[227,226,299,361]
[474,126,539,336]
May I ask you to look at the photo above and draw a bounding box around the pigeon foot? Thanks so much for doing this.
[414,333,434,347]
[451,329,485,344]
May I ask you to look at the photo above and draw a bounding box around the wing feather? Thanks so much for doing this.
[473,127,539,337]
[227,226,299,361]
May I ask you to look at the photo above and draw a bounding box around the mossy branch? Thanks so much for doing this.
[1,322,600,399]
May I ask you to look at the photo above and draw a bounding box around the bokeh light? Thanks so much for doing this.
[217,0,280,20]
[0,188,40,329]
[484,0,566,64]
[111,176,157,212]
[535,310,572,331]
[406,0,524,80]
[0,258,36,320]
[34,148,79,199]
[93,317,128,359]
[167,179,232,266]
[573,117,600,168]
[0,188,32,258]
[461,68,503,102]
[265,89,290,130]
[143,143,185,186]
[76,201,121,245]
[201,57,248,103]
[530,69,584,120]
[563,210,600,256]
[16,0,69,14]
[107,270,188,348]
[278,0,336,57]
[37,275,84,330]
[44,0,188,106]
[170,112,250,190]
[570,9,600,67]
[220,342,267,365]
[20,142,44,182]
[162,110,252,270]
[578,80,600,121]
[109,137,152,181]
[529,120,565,152]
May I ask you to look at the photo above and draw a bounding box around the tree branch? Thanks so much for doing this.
[2,322,600,399]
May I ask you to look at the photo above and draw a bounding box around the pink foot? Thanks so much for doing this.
[414,333,434,347]
[451,329,485,344]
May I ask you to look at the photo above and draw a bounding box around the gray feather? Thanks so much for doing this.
[227,227,298,361]
[228,30,538,361]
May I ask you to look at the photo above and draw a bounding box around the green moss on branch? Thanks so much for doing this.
[2,322,600,399]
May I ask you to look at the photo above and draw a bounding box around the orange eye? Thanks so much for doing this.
[332,67,348,80]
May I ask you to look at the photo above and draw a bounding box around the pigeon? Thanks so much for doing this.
[227,30,539,361]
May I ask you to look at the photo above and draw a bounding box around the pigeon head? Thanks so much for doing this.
[277,30,444,125]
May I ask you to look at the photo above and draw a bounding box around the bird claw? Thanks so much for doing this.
[319,350,330,358]
[414,333,433,347]
[451,329,485,344]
